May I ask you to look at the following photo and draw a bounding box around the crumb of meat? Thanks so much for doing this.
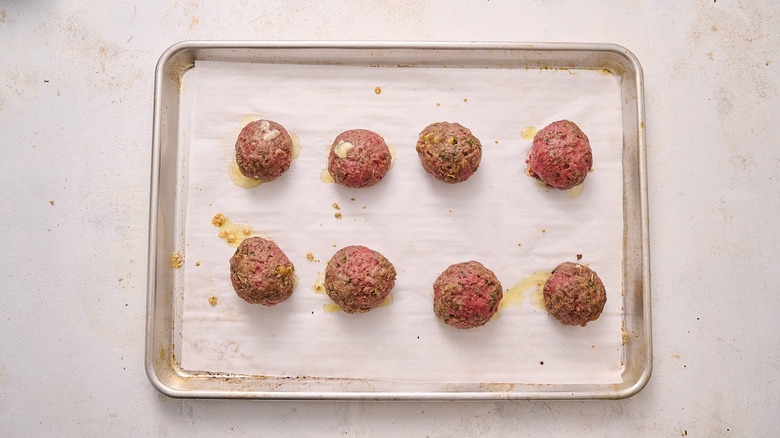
[335,212,342,220]
[195,261,200,266]
[218,229,238,243]
[350,197,355,201]
[362,206,366,210]
[49,200,55,205]
[518,243,522,246]
[211,213,226,227]
[332,203,341,210]
[577,254,583,260]
[374,86,382,94]
[208,296,218,306]
[171,252,184,269]
[306,252,315,261]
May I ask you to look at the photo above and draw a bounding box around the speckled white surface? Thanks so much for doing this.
[0,1,778,436]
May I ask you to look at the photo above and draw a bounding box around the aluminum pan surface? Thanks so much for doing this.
[146,41,650,400]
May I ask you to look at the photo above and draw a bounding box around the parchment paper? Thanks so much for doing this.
[180,60,624,384]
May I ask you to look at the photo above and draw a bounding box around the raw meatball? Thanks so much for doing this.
[324,245,396,313]
[327,129,392,188]
[543,262,607,326]
[229,237,295,306]
[235,119,293,181]
[433,261,503,329]
[526,120,592,190]
[416,121,482,183]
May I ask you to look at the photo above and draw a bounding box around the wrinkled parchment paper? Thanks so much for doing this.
[180,60,624,384]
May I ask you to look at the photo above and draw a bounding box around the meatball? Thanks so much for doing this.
[324,245,396,313]
[433,261,503,329]
[327,129,392,188]
[526,120,592,190]
[543,262,607,326]
[229,237,295,306]
[416,121,482,183]
[235,119,293,181]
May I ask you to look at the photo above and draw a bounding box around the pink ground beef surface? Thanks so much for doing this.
[324,245,397,313]
[235,119,293,181]
[327,129,392,188]
[229,237,295,306]
[543,262,607,326]
[433,261,503,329]
[527,120,592,190]
[416,121,482,184]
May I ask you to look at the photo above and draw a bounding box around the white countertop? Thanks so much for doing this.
[1,1,777,436]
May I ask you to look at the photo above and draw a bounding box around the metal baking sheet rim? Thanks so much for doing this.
[145,41,651,400]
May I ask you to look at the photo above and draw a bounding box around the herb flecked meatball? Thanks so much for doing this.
[235,119,294,181]
[526,120,592,190]
[327,129,392,188]
[433,261,503,329]
[416,122,482,183]
[543,262,607,326]
[324,245,397,313]
[229,237,295,306]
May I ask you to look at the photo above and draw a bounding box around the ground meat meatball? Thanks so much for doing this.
[526,120,592,190]
[327,129,392,188]
[324,245,396,313]
[416,122,482,184]
[543,262,607,326]
[229,237,295,306]
[433,261,503,329]
[235,119,293,181]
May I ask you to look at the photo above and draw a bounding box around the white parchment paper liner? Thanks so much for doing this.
[180,61,624,384]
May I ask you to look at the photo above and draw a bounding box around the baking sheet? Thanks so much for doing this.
[179,60,624,384]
